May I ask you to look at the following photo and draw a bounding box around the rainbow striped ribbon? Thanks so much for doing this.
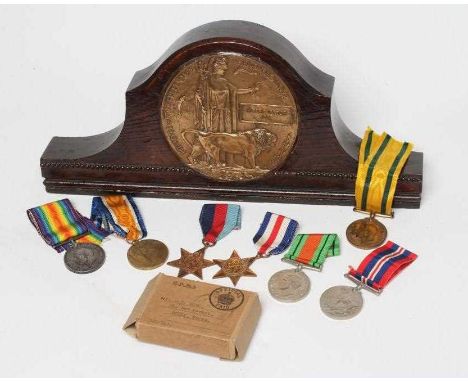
[355,128,413,216]
[283,234,339,269]
[253,212,299,257]
[90,195,147,242]
[27,199,110,252]
[199,204,241,246]
[347,241,417,292]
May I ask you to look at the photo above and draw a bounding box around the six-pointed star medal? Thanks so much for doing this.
[213,250,257,286]
[167,247,214,279]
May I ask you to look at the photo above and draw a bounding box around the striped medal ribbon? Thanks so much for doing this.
[27,199,110,273]
[268,234,340,303]
[168,203,241,280]
[27,199,110,252]
[199,204,241,247]
[346,240,417,293]
[91,195,169,270]
[91,195,147,242]
[347,128,414,249]
[283,233,340,270]
[253,212,299,257]
[211,211,299,286]
[320,241,417,320]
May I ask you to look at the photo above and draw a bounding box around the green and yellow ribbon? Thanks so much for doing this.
[355,128,413,216]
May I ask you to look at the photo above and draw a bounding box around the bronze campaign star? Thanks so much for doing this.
[212,250,257,286]
[167,247,214,279]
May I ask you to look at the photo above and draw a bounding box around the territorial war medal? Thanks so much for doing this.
[320,241,417,320]
[91,195,169,270]
[27,199,110,274]
[347,128,413,249]
[268,234,340,303]
[167,204,241,280]
[346,212,387,250]
[213,212,298,286]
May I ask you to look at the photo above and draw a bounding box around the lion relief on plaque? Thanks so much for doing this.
[161,53,299,181]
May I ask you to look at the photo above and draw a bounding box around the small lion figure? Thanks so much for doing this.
[182,128,277,168]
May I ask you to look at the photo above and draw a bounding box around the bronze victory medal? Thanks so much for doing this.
[161,53,299,182]
[127,239,169,270]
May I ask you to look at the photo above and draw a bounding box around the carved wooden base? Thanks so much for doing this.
[42,178,422,208]
[41,20,423,208]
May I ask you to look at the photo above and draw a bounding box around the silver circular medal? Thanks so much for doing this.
[320,285,363,320]
[268,269,311,303]
[64,243,106,274]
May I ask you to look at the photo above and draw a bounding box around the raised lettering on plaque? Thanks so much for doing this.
[161,53,298,182]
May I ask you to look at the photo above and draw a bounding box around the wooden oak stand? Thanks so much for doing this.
[41,20,423,208]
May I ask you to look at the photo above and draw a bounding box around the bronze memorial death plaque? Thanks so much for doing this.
[40,20,423,207]
[161,54,298,182]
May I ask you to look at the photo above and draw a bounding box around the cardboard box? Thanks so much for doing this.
[123,273,261,360]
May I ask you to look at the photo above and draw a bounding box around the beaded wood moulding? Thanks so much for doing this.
[40,20,423,207]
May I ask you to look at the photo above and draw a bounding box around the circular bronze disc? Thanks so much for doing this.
[127,239,169,270]
[161,53,298,182]
[346,217,387,250]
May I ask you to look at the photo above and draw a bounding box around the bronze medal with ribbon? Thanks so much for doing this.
[91,195,169,270]
[347,128,413,249]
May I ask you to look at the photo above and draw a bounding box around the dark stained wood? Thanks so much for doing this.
[41,20,423,208]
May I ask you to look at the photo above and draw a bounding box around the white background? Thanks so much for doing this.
[1,5,467,377]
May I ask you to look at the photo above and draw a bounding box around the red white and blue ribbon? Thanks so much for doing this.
[253,212,299,257]
[348,241,417,292]
[199,204,241,246]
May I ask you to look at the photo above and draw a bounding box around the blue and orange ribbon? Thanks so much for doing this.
[91,195,147,243]
[199,204,241,246]
[27,199,110,252]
